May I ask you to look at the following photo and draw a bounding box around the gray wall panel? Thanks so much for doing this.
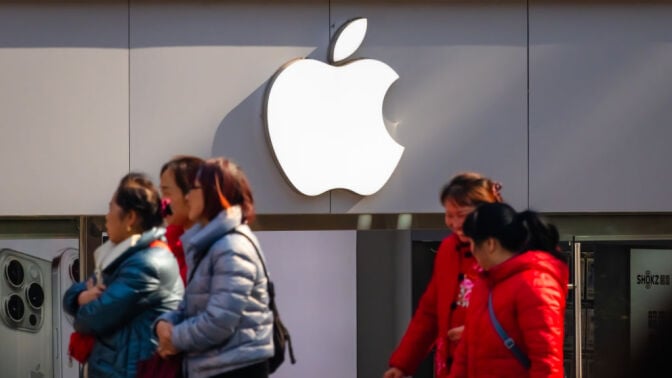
[0,3,129,215]
[129,2,331,214]
[256,230,357,378]
[529,3,672,212]
[357,230,412,378]
[329,2,528,213]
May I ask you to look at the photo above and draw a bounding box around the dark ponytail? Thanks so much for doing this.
[515,211,562,258]
[463,203,564,261]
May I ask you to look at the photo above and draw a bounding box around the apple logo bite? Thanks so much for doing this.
[265,18,404,196]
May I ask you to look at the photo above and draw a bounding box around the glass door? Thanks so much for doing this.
[568,236,672,378]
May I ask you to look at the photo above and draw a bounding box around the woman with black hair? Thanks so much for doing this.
[63,173,184,377]
[448,203,568,378]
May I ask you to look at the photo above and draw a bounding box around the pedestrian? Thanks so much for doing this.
[449,202,568,378]
[155,157,274,378]
[384,173,504,378]
[159,155,204,284]
[63,172,184,377]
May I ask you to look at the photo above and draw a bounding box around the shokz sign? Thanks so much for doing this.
[264,18,404,196]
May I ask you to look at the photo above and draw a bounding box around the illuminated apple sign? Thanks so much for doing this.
[265,18,404,196]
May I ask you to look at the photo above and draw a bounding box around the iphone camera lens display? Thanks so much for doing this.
[6,259,24,288]
[6,294,25,322]
[0,250,49,333]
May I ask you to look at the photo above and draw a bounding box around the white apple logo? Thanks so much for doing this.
[265,18,404,196]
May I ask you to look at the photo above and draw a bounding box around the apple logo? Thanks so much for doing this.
[265,18,404,196]
[30,363,44,378]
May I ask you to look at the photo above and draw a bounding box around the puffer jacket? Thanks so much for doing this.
[158,206,274,378]
[449,251,568,378]
[390,234,467,377]
[63,227,184,378]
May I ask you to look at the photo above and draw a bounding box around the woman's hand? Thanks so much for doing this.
[447,325,465,342]
[77,283,106,306]
[156,321,179,358]
[383,367,406,378]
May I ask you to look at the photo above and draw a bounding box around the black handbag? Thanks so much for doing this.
[232,230,296,373]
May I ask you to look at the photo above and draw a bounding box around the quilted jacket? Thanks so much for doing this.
[449,250,568,378]
[63,227,184,378]
[389,233,467,377]
[158,206,273,378]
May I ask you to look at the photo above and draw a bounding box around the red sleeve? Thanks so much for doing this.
[516,272,566,378]
[389,273,438,375]
[389,236,457,375]
[448,320,467,378]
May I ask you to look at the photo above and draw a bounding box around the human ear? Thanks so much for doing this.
[125,210,139,231]
[485,238,498,255]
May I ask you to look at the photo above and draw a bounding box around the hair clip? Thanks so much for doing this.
[161,198,173,218]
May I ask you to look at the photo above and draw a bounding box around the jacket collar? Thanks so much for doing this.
[483,250,569,287]
[97,227,166,279]
[184,206,243,253]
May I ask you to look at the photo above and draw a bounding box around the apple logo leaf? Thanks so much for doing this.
[329,18,368,64]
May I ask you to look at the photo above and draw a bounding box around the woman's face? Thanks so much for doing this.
[105,192,133,244]
[186,180,205,224]
[469,238,493,270]
[160,168,190,227]
[444,200,476,242]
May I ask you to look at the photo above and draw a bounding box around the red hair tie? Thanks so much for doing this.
[215,178,231,209]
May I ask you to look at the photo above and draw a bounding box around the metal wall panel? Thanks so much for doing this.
[0,3,129,215]
[529,2,672,212]
[129,1,331,214]
[255,230,357,378]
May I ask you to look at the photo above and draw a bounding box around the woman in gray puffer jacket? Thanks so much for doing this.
[156,157,273,378]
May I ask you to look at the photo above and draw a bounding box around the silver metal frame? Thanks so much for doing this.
[574,234,672,242]
[573,241,583,378]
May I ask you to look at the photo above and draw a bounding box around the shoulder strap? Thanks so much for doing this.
[230,230,297,365]
[186,228,268,284]
[487,291,531,369]
[230,229,269,281]
[186,229,237,284]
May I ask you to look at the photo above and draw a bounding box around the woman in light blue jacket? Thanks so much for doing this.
[156,157,273,378]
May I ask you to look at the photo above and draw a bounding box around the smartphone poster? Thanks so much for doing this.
[0,238,79,378]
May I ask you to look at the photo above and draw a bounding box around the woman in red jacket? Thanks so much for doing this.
[385,173,503,378]
[159,155,204,284]
[449,203,568,378]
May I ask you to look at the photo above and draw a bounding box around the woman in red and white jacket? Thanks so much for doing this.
[449,203,568,378]
[384,173,503,378]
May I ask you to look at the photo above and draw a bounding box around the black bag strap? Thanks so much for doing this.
[230,229,297,365]
[187,229,236,284]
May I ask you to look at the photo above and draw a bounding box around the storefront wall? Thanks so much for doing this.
[3,1,670,216]
[2,1,672,378]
